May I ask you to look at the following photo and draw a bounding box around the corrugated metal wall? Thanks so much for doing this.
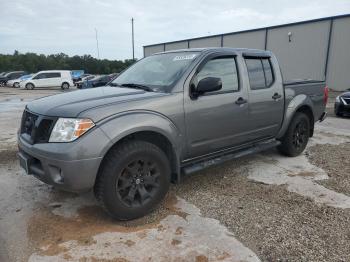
[143,15,350,91]
[266,20,330,81]
[327,17,350,91]
[165,41,188,51]
[223,30,266,49]
[144,44,164,57]
[189,36,221,48]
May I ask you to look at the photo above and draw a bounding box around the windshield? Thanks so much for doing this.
[111,52,199,92]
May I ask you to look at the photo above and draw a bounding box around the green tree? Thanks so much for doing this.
[0,51,136,74]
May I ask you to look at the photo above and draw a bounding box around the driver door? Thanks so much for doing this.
[32,73,46,87]
[184,54,250,158]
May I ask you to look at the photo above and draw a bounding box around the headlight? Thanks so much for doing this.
[335,96,340,103]
[49,118,95,142]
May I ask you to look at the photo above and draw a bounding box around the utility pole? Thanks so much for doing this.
[131,18,135,60]
[95,28,100,59]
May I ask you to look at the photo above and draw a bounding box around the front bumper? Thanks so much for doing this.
[6,81,14,86]
[335,102,350,115]
[17,127,110,192]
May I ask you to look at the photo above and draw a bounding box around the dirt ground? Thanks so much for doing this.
[0,86,350,262]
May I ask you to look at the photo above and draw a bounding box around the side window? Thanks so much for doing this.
[262,59,273,86]
[245,59,266,90]
[245,58,274,90]
[195,56,239,93]
[52,72,61,78]
[33,73,44,80]
[45,73,59,78]
[9,73,17,79]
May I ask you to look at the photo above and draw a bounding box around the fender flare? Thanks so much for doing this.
[97,110,183,179]
[276,94,314,139]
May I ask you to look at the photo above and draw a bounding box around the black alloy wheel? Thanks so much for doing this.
[292,119,308,150]
[278,112,310,157]
[94,140,171,220]
[116,158,160,207]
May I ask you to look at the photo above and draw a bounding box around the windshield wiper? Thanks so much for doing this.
[108,82,120,87]
[120,83,153,92]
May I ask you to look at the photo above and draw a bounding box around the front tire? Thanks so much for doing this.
[278,112,310,157]
[335,107,343,117]
[95,140,171,220]
[13,82,19,88]
[25,83,35,90]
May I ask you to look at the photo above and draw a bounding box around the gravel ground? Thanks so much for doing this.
[308,143,350,196]
[175,155,350,262]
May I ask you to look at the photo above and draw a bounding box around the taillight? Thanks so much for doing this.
[324,86,329,105]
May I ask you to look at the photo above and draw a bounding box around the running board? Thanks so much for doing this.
[182,139,281,175]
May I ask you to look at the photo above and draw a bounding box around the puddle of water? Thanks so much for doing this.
[245,127,350,209]
[28,194,260,262]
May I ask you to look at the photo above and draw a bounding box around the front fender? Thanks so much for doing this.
[276,94,314,139]
[97,110,183,160]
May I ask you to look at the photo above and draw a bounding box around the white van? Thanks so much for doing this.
[20,70,74,90]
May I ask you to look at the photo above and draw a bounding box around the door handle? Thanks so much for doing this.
[272,93,282,100]
[235,97,247,105]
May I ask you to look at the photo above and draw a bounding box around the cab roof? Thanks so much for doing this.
[153,47,272,58]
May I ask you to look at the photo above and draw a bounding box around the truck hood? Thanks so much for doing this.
[27,86,167,118]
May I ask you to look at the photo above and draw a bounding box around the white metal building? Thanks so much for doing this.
[143,14,350,91]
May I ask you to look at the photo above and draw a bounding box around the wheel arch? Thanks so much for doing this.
[93,111,183,185]
[99,130,179,183]
[25,82,35,88]
[277,94,315,139]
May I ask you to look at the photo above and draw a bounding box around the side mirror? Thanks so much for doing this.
[191,77,222,98]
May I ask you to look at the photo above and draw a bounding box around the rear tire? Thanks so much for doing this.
[94,140,171,220]
[61,82,69,90]
[25,83,35,90]
[13,82,20,88]
[278,112,310,157]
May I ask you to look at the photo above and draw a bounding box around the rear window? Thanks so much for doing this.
[262,59,273,86]
[245,58,274,90]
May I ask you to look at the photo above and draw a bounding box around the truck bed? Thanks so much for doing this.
[284,79,326,122]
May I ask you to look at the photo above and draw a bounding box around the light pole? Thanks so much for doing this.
[131,18,135,60]
[95,28,100,59]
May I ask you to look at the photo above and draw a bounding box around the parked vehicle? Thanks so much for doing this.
[77,75,111,89]
[109,73,120,81]
[0,71,27,86]
[20,70,74,90]
[334,91,350,116]
[7,74,32,88]
[74,73,93,85]
[76,75,95,89]
[71,70,85,84]
[18,48,327,220]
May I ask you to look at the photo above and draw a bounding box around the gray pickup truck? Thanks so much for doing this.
[18,48,327,220]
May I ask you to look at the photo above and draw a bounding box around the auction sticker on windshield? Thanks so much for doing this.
[173,54,197,61]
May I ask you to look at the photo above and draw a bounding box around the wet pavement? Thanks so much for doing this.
[0,87,350,261]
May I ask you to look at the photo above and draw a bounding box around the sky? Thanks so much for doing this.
[0,0,350,60]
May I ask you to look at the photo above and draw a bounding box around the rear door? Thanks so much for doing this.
[50,72,62,87]
[244,55,284,140]
[184,53,250,158]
